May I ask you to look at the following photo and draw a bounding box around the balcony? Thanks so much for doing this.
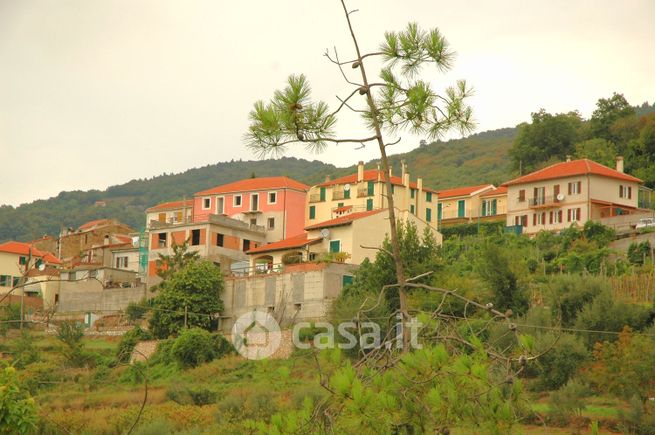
[528,195,561,208]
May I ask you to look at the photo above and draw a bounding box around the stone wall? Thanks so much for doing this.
[57,282,146,313]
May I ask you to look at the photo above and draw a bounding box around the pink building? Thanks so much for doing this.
[193,176,309,242]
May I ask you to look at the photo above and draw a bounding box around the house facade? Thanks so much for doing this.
[193,176,308,242]
[146,200,193,229]
[504,157,642,235]
[479,186,508,221]
[436,184,496,225]
[307,161,439,228]
[247,208,442,271]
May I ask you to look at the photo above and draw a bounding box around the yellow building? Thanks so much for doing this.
[436,184,496,225]
[504,157,643,235]
[306,161,439,228]
[247,208,442,271]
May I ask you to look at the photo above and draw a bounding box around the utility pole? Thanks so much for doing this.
[184,305,188,329]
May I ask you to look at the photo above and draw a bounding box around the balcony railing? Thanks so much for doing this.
[357,188,369,198]
[309,193,323,203]
[332,190,346,200]
[528,195,560,207]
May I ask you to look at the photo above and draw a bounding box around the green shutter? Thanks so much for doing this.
[337,202,344,208]
[366,198,373,211]
[342,275,353,286]
[458,200,465,218]
[410,204,415,214]
[491,199,497,215]
[367,181,374,196]
[411,189,415,199]
[391,185,395,194]
[426,208,432,222]
[309,205,316,220]
[320,187,326,201]
[344,189,350,199]
[329,240,340,253]
[482,201,487,217]
[426,192,432,202]
[437,203,442,220]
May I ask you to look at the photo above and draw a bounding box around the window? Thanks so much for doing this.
[309,252,318,261]
[19,256,26,265]
[518,189,526,202]
[337,202,344,208]
[216,197,225,214]
[115,256,128,268]
[391,185,395,194]
[344,188,351,199]
[158,232,167,248]
[175,211,183,222]
[568,181,582,195]
[457,200,465,218]
[426,192,432,202]
[367,198,374,211]
[88,269,97,278]
[12,276,20,287]
[342,275,354,286]
[243,239,251,252]
[216,233,224,247]
[550,210,563,224]
[0,275,10,287]
[426,208,432,222]
[251,193,259,211]
[250,218,257,226]
[309,205,316,220]
[329,240,341,253]
[69,272,77,281]
[410,204,415,214]
[567,208,582,222]
[367,181,375,196]
[320,187,326,201]
[410,188,416,199]
[158,212,166,223]
[233,195,242,207]
[619,185,633,199]
[268,192,277,204]
[268,217,275,230]
[202,197,211,209]
[191,229,201,246]
[533,187,545,205]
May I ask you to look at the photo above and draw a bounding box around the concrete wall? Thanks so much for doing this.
[220,262,356,331]
[57,281,146,312]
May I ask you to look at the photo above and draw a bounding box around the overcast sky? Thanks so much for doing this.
[1,0,654,207]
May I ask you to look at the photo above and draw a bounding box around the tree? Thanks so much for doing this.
[149,260,224,338]
[246,1,474,350]
[590,92,636,144]
[509,109,583,173]
[155,239,200,280]
[476,242,529,315]
[0,365,38,434]
[574,138,616,167]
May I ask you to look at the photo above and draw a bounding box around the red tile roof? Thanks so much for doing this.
[503,159,642,186]
[305,209,386,231]
[195,176,309,196]
[0,241,62,265]
[437,184,494,199]
[147,199,193,212]
[317,169,438,193]
[333,205,353,214]
[78,219,114,231]
[246,233,322,254]
[480,186,508,197]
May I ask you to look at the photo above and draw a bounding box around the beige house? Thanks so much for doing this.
[146,200,193,229]
[306,161,439,229]
[247,208,442,271]
[479,186,508,221]
[504,157,643,235]
[436,184,496,225]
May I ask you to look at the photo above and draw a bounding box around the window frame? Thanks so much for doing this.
[202,197,211,210]
[216,196,225,214]
[233,194,242,207]
[268,191,277,205]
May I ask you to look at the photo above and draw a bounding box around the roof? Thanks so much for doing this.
[246,233,322,255]
[333,205,353,213]
[78,219,114,231]
[0,241,62,265]
[437,184,494,199]
[480,186,508,197]
[503,159,642,186]
[195,176,309,196]
[305,209,386,231]
[317,169,438,193]
[147,199,193,212]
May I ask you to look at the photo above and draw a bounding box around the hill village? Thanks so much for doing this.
[1,156,650,332]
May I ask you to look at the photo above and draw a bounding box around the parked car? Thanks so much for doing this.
[635,218,655,230]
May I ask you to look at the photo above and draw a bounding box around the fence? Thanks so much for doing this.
[610,273,655,304]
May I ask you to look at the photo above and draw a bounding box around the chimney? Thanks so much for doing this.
[103,234,110,245]
[417,178,423,192]
[377,164,381,181]
[616,156,624,173]
[566,155,572,162]
[401,160,407,179]
[324,175,331,182]
[357,161,364,182]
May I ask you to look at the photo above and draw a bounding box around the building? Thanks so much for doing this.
[246,208,442,271]
[0,241,62,308]
[307,161,439,228]
[478,186,508,221]
[56,219,135,260]
[193,176,309,242]
[503,157,644,235]
[436,184,496,225]
[145,200,193,229]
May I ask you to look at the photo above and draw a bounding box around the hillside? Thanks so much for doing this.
[0,128,517,242]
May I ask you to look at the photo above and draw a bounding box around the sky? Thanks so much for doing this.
[1,0,654,207]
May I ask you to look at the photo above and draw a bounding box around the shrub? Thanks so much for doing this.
[170,328,216,369]
[617,395,655,435]
[544,275,608,326]
[56,321,95,367]
[10,330,40,369]
[548,379,590,425]
[116,325,154,363]
[628,241,651,265]
[532,333,589,391]
[126,298,149,322]
[0,364,38,434]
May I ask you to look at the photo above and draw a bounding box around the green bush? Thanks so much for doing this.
[126,298,149,322]
[628,241,652,265]
[532,333,589,391]
[56,321,96,367]
[10,330,40,369]
[0,304,21,336]
[170,328,217,369]
[543,275,608,326]
[547,379,590,425]
[166,384,216,406]
[116,325,154,363]
[0,364,38,434]
[617,395,655,435]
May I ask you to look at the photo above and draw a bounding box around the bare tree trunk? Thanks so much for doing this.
[340,0,410,351]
